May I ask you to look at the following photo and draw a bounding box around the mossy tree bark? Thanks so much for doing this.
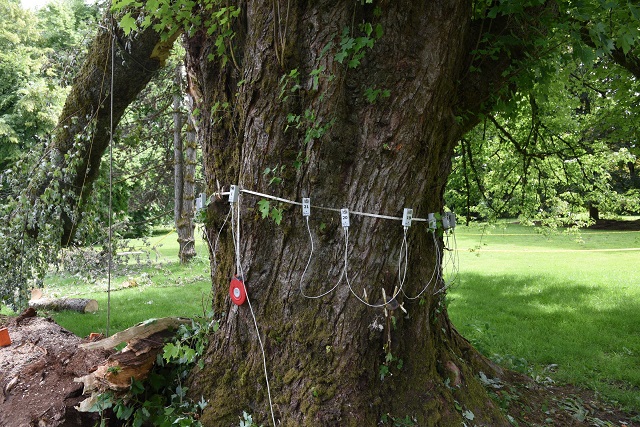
[185,1,542,425]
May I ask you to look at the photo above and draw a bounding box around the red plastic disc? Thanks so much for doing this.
[229,276,247,306]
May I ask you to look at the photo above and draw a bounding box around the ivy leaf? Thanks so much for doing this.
[119,13,138,35]
[111,0,135,11]
[257,199,270,219]
[270,207,283,225]
[163,342,180,362]
[335,51,348,63]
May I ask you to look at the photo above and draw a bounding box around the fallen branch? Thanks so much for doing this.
[74,317,191,412]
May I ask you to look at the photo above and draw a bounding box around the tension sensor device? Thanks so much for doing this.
[229,275,247,306]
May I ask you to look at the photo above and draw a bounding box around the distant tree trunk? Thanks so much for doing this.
[183,2,542,425]
[173,64,196,263]
[589,202,600,222]
[182,115,198,261]
[28,12,176,246]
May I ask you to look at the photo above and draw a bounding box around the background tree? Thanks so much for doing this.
[24,7,175,245]
[0,0,62,171]
[446,55,640,225]
[0,0,101,308]
[173,63,197,263]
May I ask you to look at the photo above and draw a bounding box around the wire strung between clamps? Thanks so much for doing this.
[218,185,459,303]
[342,226,407,308]
[230,195,277,427]
[298,216,342,299]
[434,231,459,295]
[402,231,441,300]
[199,208,231,278]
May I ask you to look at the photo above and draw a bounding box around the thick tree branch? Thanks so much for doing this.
[455,2,557,133]
[30,12,177,245]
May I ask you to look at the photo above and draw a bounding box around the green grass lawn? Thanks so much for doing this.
[447,221,640,411]
[37,229,214,337]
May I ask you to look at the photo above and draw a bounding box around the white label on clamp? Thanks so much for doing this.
[195,195,203,210]
[442,213,450,230]
[340,208,350,228]
[402,208,413,228]
[229,185,239,203]
[200,193,207,208]
[428,213,437,230]
[302,198,311,217]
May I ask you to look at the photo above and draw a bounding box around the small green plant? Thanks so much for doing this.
[334,22,383,69]
[107,366,122,375]
[263,165,285,186]
[364,87,390,104]
[379,351,403,381]
[239,410,261,427]
[380,413,417,426]
[278,69,301,102]
[257,199,283,225]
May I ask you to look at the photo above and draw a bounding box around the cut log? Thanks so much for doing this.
[30,288,43,301]
[29,298,98,313]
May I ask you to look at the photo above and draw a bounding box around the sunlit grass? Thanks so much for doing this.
[31,229,214,337]
[448,221,640,410]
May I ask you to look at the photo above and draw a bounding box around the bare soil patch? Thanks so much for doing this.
[500,371,639,427]
[0,314,112,427]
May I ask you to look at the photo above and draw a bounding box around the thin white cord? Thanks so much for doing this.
[403,231,440,300]
[235,197,241,276]
[231,197,276,427]
[298,216,342,299]
[240,188,429,223]
[201,208,231,274]
[397,227,409,290]
[434,230,458,295]
[343,227,405,308]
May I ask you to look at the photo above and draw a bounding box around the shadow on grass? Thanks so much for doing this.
[448,273,640,409]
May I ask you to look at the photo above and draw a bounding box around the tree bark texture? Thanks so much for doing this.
[185,1,529,425]
[174,64,197,263]
[31,13,176,246]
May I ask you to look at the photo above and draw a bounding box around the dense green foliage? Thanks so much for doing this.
[446,1,640,223]
[0,0,99,170]
[0,0,101,309]
[0,0,192,309]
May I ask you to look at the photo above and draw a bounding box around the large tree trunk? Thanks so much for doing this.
[185,1,530,425]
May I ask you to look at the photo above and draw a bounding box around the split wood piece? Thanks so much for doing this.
[30,288,43,301]
[79,317,191,351]
[29,298,98,313]
[74,317,191,412]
